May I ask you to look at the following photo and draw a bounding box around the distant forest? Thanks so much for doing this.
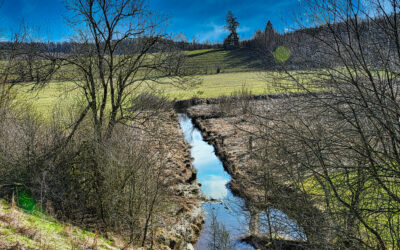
[0,14,395,72]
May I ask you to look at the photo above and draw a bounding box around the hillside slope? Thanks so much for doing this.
[0,200,119,249]
[185,48,268,74]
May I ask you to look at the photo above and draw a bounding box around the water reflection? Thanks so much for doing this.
[178,113,231,200]
[202,175,228,200]
[178,113,304,249]
[178,114,254,249]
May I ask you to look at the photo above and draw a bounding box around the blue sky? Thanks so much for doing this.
[0,0,68,40]
[0,0,298,42]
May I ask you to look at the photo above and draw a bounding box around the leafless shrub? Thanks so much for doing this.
[214,85,253,116]
[232,85,253,115]
[216,96,236,115]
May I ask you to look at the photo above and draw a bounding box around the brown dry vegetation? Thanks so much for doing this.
[0,99,203,249]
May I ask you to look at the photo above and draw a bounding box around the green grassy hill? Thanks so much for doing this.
[14,48,306,115]
[185,48,267,74]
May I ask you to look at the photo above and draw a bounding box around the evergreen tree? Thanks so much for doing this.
[265,20,274,34]
[223,11,240,49]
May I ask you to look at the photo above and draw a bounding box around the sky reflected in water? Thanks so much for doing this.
[178,114,254,250]
[178,113,305,249]
[179,114,231,200]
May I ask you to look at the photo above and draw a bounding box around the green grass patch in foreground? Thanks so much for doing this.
[0,199,117,249]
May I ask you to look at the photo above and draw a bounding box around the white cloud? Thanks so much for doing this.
[197,23,228,42]
[191,143,217,166]
[202,175,229,199]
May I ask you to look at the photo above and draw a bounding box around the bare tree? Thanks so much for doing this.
[0,1,197,248]
[60,0,195,141]
[250,0,400,248]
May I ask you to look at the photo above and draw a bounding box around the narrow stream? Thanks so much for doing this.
[178,113,254,249]
[178,113,305,249]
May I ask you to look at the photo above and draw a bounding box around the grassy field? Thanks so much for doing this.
[160,71,298,99]
[12,48,313,116]
[46,48,266,81]
[15,70,306,115]
[185,48,266,74]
